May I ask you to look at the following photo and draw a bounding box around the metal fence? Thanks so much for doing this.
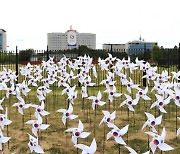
[0,44,180,88]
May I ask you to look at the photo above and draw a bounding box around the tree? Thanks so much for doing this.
[151,45,161,64]
[19,49,34,61]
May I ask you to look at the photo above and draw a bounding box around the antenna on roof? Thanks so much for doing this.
[139,33,142,41]
[70,25,73,30]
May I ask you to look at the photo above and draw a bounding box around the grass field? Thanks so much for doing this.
[0,85,179,154]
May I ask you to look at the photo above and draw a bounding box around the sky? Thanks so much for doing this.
[1,0,180,50]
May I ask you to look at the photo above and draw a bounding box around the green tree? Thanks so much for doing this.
[19,49,34,61]
[151,45,161,64]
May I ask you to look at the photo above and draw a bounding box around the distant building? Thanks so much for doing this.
[0,29,7,51]
[102,44,126,52]
[126,40,158,54]
[47,27,96,50]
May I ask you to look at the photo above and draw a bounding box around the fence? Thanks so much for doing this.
[0,44,180,88]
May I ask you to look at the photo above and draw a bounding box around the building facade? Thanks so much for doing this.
[102,43,126,52]
[126,40,158,54]
[0,29,7,51]
[47,28,96,50]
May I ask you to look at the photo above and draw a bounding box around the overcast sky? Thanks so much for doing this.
[1,0,180,50]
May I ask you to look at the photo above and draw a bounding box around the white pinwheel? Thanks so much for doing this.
[12,95,31,115]
[150,94,171,113]
[99,110,116,128]
[88,91,106,110]
[142,112,162,133]
[28,133,44,153]
[0,97,5,110]
[104,86,121,102]
[57,103,78,125]
[0,108,12,129]
[177,117,180,136]
[74,138,97,154]
[17,81,31,96]
[98,57,109,71]
[123,78,140,93]
[81,86,88,98]
[65,120,91,144]
[5,84,16,98]
[26,114,50,137]
[120,94,139,112]
[172,86,180,107]
[0,128,11,151]
[136,87,151,101]
[107,124,129,145]
[31,101,50,117]
[145,127,174,154]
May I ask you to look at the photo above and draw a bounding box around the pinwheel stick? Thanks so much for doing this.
[82,98,84,111]
[7,125,9,149]
[176,105,178,140]
[22,114,24,128]
[118,144,121,154]
[103,123,106,154]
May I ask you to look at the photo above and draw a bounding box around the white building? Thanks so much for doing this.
[0,29,7,51]
[103,43,126,52]
[47,27,96,50]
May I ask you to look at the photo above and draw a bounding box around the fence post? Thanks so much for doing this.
[143,43,147,87]
[16,46,18,84]
[46,45,49,61]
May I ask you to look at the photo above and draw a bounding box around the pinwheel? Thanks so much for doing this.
[177,117,180,136]
[106,124,129,145]
[150,94,171,113]
[74,138,97,154]
[37,86,52,97]
[171,71,180,81]
[84,75,95,87]
[57,103,78,126]
[120,94,139,112]
[5,84,16,98]
[17,81,31,96]
[136,87,151,101]
[31,101,50,117]
[57,76,68,87]
[36,90,45,102]
[65,70,77,84]
[81,86,88,98]
[172,86,180,107]
[98,57,109,71]
[65,120,91,144]
[26,114,50,137]
[142,112,162,133]
[12,95,31,115]
[123,78,140,93]
[156,70,171,82]
[0,81,7,91]
[0,108,12,129]
[88,91,106,110]
[28,133,44,153]
[0,97,5,110]
[105,53,116,65]
[28,77,38,87]
[99,110,116,128]
[145,127,174,153]
[0,128,11,151]
[100,72,115,88]
[128,61,138,73]
[104,86,121,103]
